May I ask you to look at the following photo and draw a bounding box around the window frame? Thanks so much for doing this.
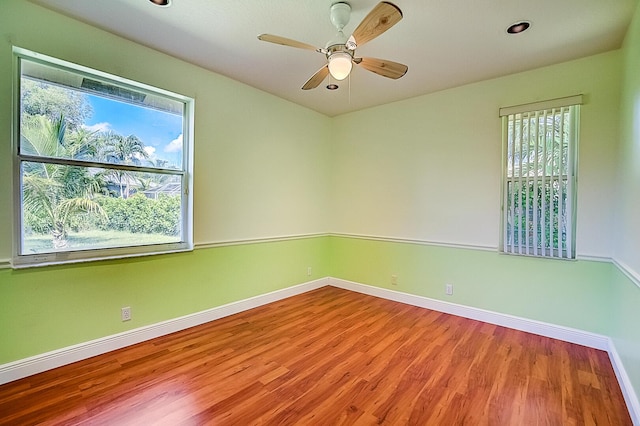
[499,95,582,260]
[12,47,194,268]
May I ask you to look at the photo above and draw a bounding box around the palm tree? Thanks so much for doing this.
[137,158,173,193]
[100,132,149,198]
[21,115,106,249]
[66,126,100,159]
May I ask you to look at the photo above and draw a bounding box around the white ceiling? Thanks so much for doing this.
[29,0,637,117]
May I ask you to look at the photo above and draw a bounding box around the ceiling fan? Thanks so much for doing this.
[258,1,408,90]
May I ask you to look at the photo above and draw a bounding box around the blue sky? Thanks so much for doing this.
[84,95,183,167]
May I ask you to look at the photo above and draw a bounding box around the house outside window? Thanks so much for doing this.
[500,95,582,259]
[13,47,194,268]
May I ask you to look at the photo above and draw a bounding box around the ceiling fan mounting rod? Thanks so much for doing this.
[330,2,351,31]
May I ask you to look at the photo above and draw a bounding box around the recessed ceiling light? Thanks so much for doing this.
[149,0,171,7]
[326,84,339,90]
[507,21,530,34]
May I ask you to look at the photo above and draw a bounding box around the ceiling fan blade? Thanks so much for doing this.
[355,57,408,79]
[350,2,403,48]
[302,65,330,90]
[258,34,321,52]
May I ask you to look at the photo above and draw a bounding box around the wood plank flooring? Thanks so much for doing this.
[0,286,632,425]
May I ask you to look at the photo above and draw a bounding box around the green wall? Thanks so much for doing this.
[0,0,638,411]
[610,267,640,399]
[611,0,640,399]
[329,236,613,334]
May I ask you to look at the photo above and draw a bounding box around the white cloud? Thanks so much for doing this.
[135,147,157,162]
[164,134,183,153]
[82,122,111,132]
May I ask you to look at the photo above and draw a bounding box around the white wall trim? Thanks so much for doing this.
[2,233,619,270]
[576,254,613,263]
[328,232,497,252]
[195,233,328,250]
[608,340,640,425]
[328,233,616,261]
[612,257,640,290]
[0,278,328,386]
[0,233,330,270]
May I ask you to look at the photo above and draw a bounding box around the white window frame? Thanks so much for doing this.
[499,95,582,259]
[12,47,194,268]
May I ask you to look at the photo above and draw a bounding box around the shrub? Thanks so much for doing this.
[97,193,180,235]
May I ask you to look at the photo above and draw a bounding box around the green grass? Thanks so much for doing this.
[23,229,179,254]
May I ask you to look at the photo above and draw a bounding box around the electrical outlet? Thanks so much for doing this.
[391,274,398,285]
[121,306,131,321]
[445,284,453,296]
[307,266,312,277]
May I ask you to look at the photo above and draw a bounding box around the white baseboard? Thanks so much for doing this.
[328,277,639,425]
[328,278,610,349]
[0,278,328,386]
[608,340,640,425]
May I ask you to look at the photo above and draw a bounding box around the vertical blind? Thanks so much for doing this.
[500,96,581,259]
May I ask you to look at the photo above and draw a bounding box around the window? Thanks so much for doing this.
[13,48,194,268]
[500,96,581,259]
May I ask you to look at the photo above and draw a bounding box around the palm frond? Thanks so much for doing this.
[58,197,108,223]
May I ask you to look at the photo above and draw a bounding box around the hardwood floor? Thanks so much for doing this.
[0,286,631,425]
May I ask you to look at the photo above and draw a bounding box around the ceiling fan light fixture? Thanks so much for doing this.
[328,52,353,80]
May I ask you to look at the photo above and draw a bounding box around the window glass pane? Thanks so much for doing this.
[20,162,183,255]
[20,60,184,170]
[14,48,193,267]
